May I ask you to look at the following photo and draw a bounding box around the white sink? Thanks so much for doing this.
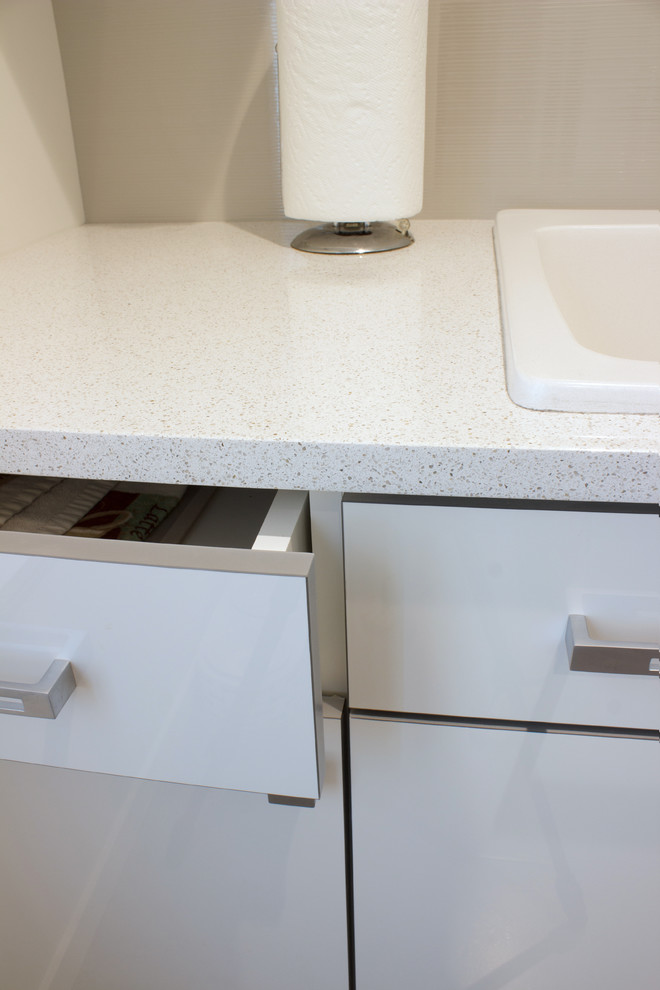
[494,209,660,413]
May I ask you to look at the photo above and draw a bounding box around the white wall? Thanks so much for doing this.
[0,0,83,254]
[52,0,660,222]
[8,0,660,232]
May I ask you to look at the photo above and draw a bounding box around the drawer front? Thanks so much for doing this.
[0,542,321,798]
[344,500,660,728]
[350,715,660,990]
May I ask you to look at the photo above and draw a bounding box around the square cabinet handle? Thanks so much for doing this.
[566,615,660,676]
[0,660,76,718]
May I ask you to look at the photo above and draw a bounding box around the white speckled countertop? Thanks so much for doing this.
[0,220,657,502]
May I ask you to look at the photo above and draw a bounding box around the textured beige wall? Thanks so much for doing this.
[0,0,83,255]
[423,0,660,217]
[52,0,660,223]
[52,0,282,222]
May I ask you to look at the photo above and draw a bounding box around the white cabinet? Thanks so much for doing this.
[0,483,350,990]
[344,496,660,990]
[0,697,349,990]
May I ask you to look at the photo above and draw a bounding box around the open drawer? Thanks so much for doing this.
[0,485,322,800]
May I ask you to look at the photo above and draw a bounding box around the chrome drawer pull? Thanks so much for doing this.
[0,660,76,718]
[566,615,660,676]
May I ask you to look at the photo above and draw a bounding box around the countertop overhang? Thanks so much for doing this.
[0,220,657,502]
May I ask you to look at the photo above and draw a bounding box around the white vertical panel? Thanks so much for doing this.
[309,491,347,695]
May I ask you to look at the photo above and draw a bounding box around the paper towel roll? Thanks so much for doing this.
[276,0,428,223]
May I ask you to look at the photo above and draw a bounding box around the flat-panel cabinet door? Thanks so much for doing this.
[351,716,660,990]
[0,701,348,990]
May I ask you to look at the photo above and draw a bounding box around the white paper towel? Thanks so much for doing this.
[276,0,428,222]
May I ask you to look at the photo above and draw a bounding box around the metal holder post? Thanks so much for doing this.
[291,220,413,255]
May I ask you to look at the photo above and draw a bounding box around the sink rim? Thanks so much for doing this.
[494,208,660,414]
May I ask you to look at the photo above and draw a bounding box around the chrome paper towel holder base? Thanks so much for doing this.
[291,220,413,254]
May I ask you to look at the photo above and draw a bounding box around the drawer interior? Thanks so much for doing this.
[0,476,310,554]
[177,488,310,553]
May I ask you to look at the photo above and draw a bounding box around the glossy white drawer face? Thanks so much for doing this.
[0,489,322,799]
[350,715,660,990]
[344,500,660,729]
